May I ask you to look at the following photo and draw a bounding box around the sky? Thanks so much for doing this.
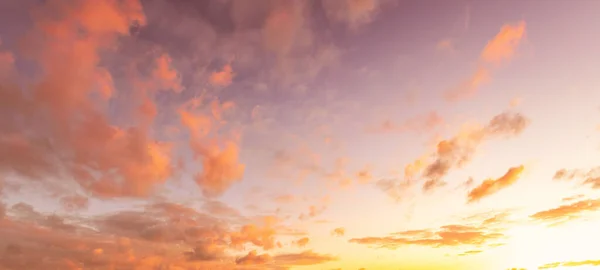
[0,0,600,269]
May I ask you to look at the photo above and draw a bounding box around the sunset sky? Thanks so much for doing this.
[1,0,600,269]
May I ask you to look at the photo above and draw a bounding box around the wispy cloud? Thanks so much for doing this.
[445,21,526,101]
[467,165,525,203]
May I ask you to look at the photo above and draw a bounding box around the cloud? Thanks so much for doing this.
[152,53,183,92]
[539,259,600,269]
[236,250,272,265]
[59,195,90,212]
[0,0,188,199]
[367,111,444,134]
[480,21,527,66]
[321,0,393,30]
[209,64,235,87]
[445,21,526,101]
[274,250,338,266]
[331,227,345,237]
[349,216,507,250]
[294,237,310,248]
[554,167,600,189]
[190,139,245,198]
[421,112,529,190]
[467,165,525,203]
[530,198,600,225]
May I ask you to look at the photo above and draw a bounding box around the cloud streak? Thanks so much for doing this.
[467,165,525,203]
[445,21,526,101]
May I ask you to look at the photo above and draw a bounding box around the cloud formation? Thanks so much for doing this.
[350,217,506,250]
[332,227,346,237]
[376,111,530,196]
[445,21,526,100]
[530,198,600,225]
[467,165,525,203]
[554,167,600,189]
[273,250,338,266]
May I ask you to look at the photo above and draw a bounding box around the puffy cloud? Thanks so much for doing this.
[411,112,529,191]
[273,250,338,266]
[152,53,183,92]
[445,21,526,101]
[0,200,298,269]
[298,196,330,220]
[331,227,345,237]
[294,237,310,248]
[0,0,184,199]
[530,198,600,225]
[194,142,246,197]
[229,216,279,250]
[467,165,525,203]
[209,64,235,87]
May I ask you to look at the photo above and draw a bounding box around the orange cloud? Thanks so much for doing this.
[459,250,483,256]
[0,0,189,199]
[331,227,345,237]
[467,165,525,203]
[209,64,235,87]
[294,237,310,247]
[152,53,183,92]
[530,198,600,224]
[445,21,526,101]
[235,250,272,265]
[229,216,279,250]
[262,2,310,55]
[480,21,527,65]
[194,142,245,197]
[350,216,507,250]
[274,250,338,266]
[421,112,529,190]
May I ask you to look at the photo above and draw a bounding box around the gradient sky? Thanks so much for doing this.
[1,0,600,269]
